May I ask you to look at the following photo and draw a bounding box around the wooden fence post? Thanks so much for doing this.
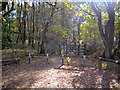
[84,44,86,55]
[58,44,61,55]
[78,43,80,55]
[65,43,68,55]
[63,44,65,55]
[65,40,67,55]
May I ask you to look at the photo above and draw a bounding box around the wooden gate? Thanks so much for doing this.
[58,43,86,56]
[66,44,86,56]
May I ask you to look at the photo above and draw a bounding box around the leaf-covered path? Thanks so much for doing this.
[2,56,119,88]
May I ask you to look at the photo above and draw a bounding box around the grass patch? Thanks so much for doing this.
[96,63,109,70]
[67,57,71,65]
[102,63,109,70]
[64,55,83,58]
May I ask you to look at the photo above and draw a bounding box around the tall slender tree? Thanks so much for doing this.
[32,1,35,48]
[16,0,21,44]
[23,1,26,45]
[37,1,41,53]
[40,2,57,54]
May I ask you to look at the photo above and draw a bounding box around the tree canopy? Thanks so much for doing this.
[1,0,120,59]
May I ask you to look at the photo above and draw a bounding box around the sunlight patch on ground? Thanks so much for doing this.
[30,68,75,88]
[110,79,120,88]
[30,66,85,88]
[96,75,102,88]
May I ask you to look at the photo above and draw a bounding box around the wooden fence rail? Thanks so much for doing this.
[58,43,86,56]
[0,58,20,65]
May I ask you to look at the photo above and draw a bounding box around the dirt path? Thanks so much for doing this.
[2,56,119,88]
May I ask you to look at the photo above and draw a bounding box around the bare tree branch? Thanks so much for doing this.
[0,2,8,12]
[91,2,101,17]
[2,2,15,18]
[45,2,53,6]
[94,2,101,11]
[91,2,108,47]
[45,2,56,7]
[75,3,96,17]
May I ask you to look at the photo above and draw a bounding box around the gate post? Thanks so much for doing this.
[65,40,67,55]
[63,44,65,55]
[58,44,61,55]
[78,43,80,55]
[66,46,68,55]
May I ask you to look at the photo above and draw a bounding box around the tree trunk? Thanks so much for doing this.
[78,19,81,40]
[32,2,34,48]
[16,1,21,44]
[39,22,48,54]
[58,44,61,55]
[27,9,30,45]
[40,41,46,54]
[104,46,110,59]
[40,21,48,54]
[91,2,116,59]
[23,2,26,45]
[29,8,32,46]
[118,30,120,49]
[38,2,41,53]
[40,2,56,54]
[36,1,39,51]
[73,30,76,45]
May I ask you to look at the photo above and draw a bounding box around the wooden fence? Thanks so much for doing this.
[58,43,86,56]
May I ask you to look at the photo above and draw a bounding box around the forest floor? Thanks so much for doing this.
[2,55,120,88]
